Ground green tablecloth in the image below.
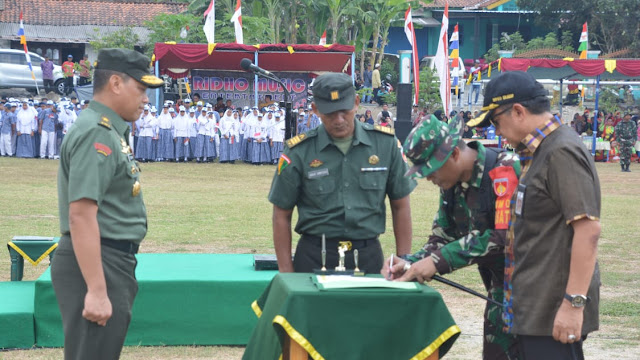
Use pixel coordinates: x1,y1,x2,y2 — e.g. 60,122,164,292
243,273,460,360
34,254,277,346
0,281,35,349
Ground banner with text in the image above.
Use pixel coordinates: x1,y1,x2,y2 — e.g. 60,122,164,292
190,70,311,109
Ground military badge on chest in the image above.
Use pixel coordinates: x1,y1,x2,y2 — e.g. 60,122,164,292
121,138,134,161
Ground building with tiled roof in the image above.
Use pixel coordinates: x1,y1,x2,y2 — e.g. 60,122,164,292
0,0,187,64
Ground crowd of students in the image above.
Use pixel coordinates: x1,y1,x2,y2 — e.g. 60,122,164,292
0,96,324,165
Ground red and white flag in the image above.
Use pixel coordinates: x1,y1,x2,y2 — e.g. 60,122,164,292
433,1,451,114
203,0,215,44
319,30,327,46
404,6,420,106
230,0,243,44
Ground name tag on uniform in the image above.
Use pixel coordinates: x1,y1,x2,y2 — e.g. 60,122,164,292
307,168,329,179
515,183,526,216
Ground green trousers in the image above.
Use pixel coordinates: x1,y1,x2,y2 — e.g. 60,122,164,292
51,235,138,360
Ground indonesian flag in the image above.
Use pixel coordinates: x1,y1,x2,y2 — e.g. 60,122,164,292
434,1,451,114
203,0,215,44
230,0,243,44
450,24,460,95
319,30,327,46
578,22,588,59
404,7,420,106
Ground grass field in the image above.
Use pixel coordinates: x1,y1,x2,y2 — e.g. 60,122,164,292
0,157,638,359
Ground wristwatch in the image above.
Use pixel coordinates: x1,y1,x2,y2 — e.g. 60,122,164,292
564,293,590,308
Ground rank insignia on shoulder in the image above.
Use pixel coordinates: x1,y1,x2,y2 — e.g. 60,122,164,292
94,142,112,157
98,116,111,130
309,159,323,168
286,133,307,148
373,125,394,135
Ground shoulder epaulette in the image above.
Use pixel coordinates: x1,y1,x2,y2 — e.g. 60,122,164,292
98,116,111,130
373,125,395,135
286,133,308,148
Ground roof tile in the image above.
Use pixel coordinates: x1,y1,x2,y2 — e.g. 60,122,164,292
0,0,188,26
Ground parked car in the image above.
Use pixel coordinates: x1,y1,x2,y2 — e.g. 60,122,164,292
0,49,68,94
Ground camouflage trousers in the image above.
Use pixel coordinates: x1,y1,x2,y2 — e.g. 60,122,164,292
619,143,634,166
479,266,521,360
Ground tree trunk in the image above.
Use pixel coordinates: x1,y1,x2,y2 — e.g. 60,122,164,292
369,23,381,68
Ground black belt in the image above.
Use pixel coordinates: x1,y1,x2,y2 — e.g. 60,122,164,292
101,238,139,254
302,234,378,249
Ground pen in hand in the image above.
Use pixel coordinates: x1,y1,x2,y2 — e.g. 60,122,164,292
387,253,394,280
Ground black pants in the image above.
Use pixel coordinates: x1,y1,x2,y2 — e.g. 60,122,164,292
43,79,54,93
293,235,384,274
51,235,138,360
64,77,74,95
518,335,585,360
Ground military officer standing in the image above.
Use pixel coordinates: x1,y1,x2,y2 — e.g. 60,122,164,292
614,113,637,172
384,117,522,359
51,48,164,360
269,73,416,273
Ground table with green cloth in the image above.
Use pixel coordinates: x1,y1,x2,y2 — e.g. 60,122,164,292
243,273,461,360
7,236,59,281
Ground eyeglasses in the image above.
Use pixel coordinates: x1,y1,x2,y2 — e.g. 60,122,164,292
489,105,513,129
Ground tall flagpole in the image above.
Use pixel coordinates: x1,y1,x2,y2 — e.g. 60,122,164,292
18,12,40,95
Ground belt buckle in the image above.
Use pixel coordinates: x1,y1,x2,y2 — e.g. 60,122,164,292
338,241,352,251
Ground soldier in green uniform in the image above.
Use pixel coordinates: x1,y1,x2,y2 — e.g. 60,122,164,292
268,72,416,273
614,113,638,172
50,48,164,360
383,117,522,360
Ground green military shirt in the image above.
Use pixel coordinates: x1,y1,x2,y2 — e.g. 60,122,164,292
58,101,147,244
268,120,416,239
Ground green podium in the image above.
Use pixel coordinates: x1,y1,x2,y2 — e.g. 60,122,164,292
243,273,461,360
7,236,59,281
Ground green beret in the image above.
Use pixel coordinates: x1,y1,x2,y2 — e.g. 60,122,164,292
95,48,164,89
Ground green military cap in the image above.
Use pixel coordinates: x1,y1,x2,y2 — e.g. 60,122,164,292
403,116,463,178
95,48,164,88
312,72,355,114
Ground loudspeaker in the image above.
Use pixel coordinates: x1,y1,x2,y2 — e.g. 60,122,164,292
395,83,412,123
394,120,413,144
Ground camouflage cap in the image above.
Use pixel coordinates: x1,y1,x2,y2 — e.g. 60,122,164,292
403,115,464,178
312,72,356,114
95,48,164,88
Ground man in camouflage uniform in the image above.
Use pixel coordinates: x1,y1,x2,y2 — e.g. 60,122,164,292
614,113,637,172
383,116,522,360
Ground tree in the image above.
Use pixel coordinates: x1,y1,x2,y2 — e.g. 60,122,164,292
517,0,640,56
90,27,140,51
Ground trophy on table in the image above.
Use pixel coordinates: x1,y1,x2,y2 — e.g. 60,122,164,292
315,234,364,276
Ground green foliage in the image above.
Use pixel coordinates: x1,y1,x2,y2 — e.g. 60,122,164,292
214,15,273,44
483,43,501,62
598,86,622,114
517,0,640,56
379,61,398,86
144,13,206,50
90,27,140,51
543,32,560,48
561,30,575,52
415,67,441,111
500,31,526,51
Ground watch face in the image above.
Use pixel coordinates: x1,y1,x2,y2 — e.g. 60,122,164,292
572,295,587,307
